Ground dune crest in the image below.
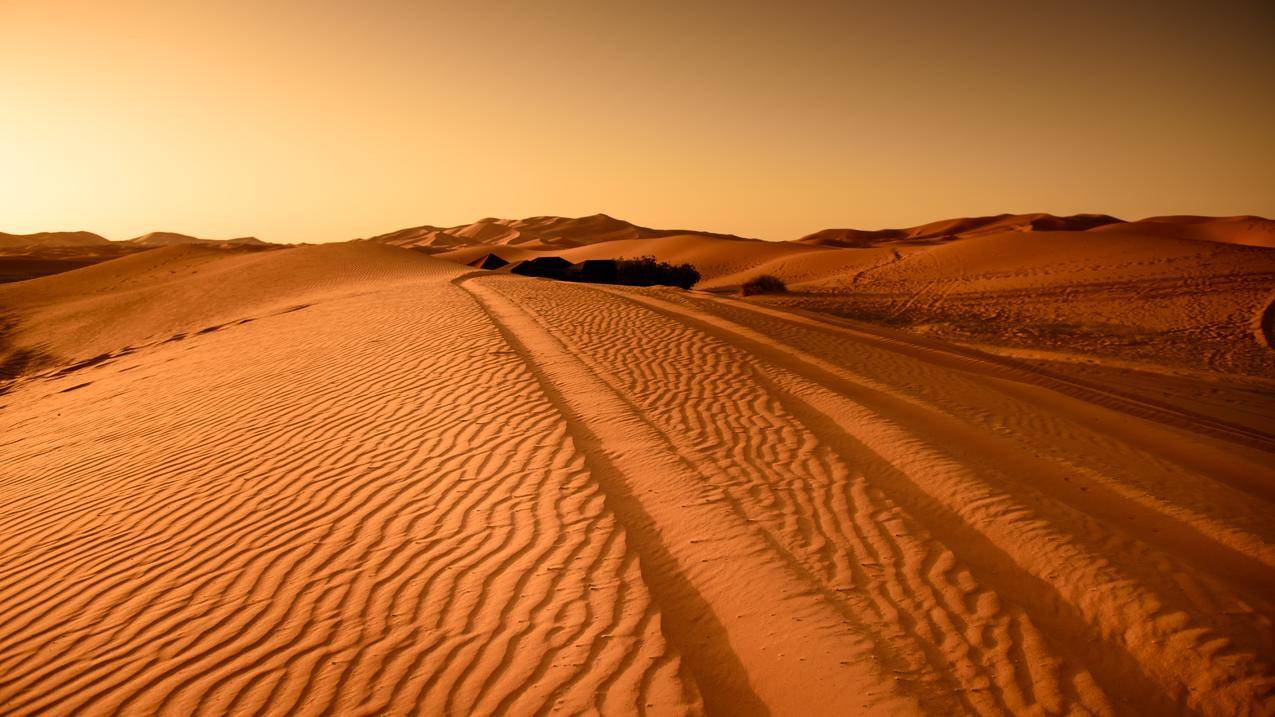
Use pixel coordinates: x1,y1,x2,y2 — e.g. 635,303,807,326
362,213,751,252
126,232,271,247
796,213,1124,248
0,231,112,249
0,231,279,285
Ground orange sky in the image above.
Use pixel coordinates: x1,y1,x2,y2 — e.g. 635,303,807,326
2,0,1272,243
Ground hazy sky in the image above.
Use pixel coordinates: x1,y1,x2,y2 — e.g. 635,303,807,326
2,0,1272,243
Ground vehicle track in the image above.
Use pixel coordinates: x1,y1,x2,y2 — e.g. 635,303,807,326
466,274,1274,716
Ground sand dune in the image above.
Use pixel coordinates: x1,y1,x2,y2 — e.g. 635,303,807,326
0,243,391,369
0,233,132,284
1,240,1273,715
1094,216,1275,249
762,229,1275,378
796,213,1124,248
797,214,1275,250
0,232,277,285
0,231,112,250
433,233,889,292
362,214,749,252
0,245,699,715
421,214,1275,380
0,231,272,253
126,232,270,247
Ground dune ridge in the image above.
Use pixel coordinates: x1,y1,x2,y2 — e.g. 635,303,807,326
0,232,279,285
361,213,749,253
796,213,1124,248
0,231,112,250
126,232,270,247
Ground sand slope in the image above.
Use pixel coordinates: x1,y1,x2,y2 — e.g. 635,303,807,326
126,232,270,247
0,233,277,285
1,244,1273,715
0,243,419,368
0,246,700,715
425,215,1275,379
11,214,1271,364
797,213,1123,248
767,229,1275,377
0,233,134,285
0,231,112,250
1097,216,1275,249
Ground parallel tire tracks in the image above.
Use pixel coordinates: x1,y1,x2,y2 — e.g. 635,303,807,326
465,275,1275,717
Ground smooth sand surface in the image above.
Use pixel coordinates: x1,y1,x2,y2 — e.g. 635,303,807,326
2,239,1273,715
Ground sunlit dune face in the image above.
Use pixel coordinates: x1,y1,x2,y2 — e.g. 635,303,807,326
1,0,1272,242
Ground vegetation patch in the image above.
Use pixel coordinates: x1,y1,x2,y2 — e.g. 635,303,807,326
741,274,787,295
511,255,700,290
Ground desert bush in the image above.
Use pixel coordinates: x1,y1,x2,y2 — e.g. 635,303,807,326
741,274,787,295
511,255,700,289
511,256,574,279
614,256,700,289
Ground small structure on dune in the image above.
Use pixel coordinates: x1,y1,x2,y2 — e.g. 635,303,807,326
741,274,787,296
468,253,509,270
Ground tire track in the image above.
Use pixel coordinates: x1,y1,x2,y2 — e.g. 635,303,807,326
475,274,1274,716
613,283,1275,715
458,275,920,716
474,276,1112,715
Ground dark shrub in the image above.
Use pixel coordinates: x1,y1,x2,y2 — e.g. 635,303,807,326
579,259,619,283
511,256,575,279
614,256,700,289
741,274,787,295
511,254,700,289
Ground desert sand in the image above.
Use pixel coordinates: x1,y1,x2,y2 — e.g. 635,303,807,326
1,216,1273,716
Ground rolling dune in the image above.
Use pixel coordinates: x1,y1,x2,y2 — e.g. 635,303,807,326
2,242,1273,715
362,214,747,253
0,246,699,715
428,215,1275,380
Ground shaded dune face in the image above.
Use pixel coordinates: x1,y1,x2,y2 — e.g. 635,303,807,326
0,243,1273,715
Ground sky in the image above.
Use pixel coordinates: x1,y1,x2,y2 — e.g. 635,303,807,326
1,0,1272,243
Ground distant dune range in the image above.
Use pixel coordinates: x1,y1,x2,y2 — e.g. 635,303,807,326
0,231,276,284
1,214,1273,715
